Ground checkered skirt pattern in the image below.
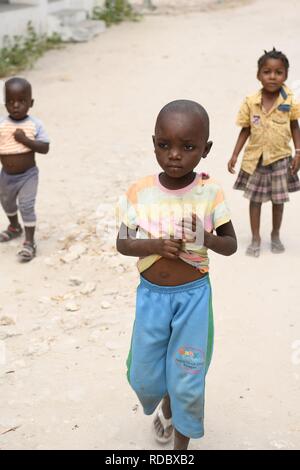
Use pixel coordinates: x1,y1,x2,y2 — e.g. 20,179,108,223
234,156,300,204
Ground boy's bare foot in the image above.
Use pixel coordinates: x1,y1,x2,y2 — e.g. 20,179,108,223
246,238,261,257
153,395,173,443
174,429,190,450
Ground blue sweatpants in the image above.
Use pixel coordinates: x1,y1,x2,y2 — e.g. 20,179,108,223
127,275,214,439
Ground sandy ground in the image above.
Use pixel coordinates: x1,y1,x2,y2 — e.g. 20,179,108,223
0,0,300,450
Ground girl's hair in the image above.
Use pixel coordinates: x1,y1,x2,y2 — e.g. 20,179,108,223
257,48,289,72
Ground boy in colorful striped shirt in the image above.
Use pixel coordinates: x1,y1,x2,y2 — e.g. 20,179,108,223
117,100,237,449
0,77,49,261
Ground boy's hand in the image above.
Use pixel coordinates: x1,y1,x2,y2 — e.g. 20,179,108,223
290,155,300,175
14,129,29,145
153,238,182,259
228,156,238,174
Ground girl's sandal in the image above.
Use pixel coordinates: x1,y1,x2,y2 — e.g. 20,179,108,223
152,403,174,444
0,225,23,242
271,239,285,254
246,242,260,258
17,242,36,263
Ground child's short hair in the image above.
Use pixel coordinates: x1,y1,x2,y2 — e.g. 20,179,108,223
257,47,289,72
5,77,32,97
156,100,210,140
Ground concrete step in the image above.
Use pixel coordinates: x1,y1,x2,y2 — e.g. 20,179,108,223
66,19,106,42
53,9,87,27
48,11,106,42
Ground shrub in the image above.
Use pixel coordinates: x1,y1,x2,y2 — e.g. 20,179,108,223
0,22,62,78
92,0,140,26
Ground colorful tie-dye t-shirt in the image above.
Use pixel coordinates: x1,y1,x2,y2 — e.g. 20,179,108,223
119,173,231,273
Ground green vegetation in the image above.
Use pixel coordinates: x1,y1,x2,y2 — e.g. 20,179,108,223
0,23,62,78
92,0,140,26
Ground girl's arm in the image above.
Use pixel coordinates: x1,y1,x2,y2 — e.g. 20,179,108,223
116,223,182,259
204,221,237,256
228,127,250,174
290,120,300,175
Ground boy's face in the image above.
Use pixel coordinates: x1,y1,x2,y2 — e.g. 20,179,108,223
257,58,287,93
153,111,212,179
5,82,33,120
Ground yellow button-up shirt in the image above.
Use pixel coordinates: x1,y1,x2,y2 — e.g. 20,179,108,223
236,85,300,174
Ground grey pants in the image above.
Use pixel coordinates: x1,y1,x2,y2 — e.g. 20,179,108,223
0,166,39,227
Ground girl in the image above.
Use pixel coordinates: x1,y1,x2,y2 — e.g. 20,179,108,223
228,48,300,257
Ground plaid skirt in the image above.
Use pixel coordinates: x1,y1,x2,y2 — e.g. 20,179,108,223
234,156,300,204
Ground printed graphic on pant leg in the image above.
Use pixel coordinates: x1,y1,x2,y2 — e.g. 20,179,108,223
175,347,205,374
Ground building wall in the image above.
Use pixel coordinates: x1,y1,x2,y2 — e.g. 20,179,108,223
0,2,47,47
0,0,105,47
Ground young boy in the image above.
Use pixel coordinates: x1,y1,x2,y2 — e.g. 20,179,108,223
117,100,237,450
0,77,49,261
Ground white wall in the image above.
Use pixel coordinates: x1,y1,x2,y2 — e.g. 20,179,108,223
47,0,70,14
0,4,47,47
0,0,105,47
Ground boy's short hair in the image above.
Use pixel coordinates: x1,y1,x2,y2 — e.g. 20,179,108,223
5,77,32,97
156,99,210,139
258,48,289,72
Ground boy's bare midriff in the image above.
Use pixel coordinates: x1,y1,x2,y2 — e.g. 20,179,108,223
141,257,206,286
0,151,36,174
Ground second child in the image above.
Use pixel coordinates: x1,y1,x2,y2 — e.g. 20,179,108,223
0,77,50,261
228,48,300,257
